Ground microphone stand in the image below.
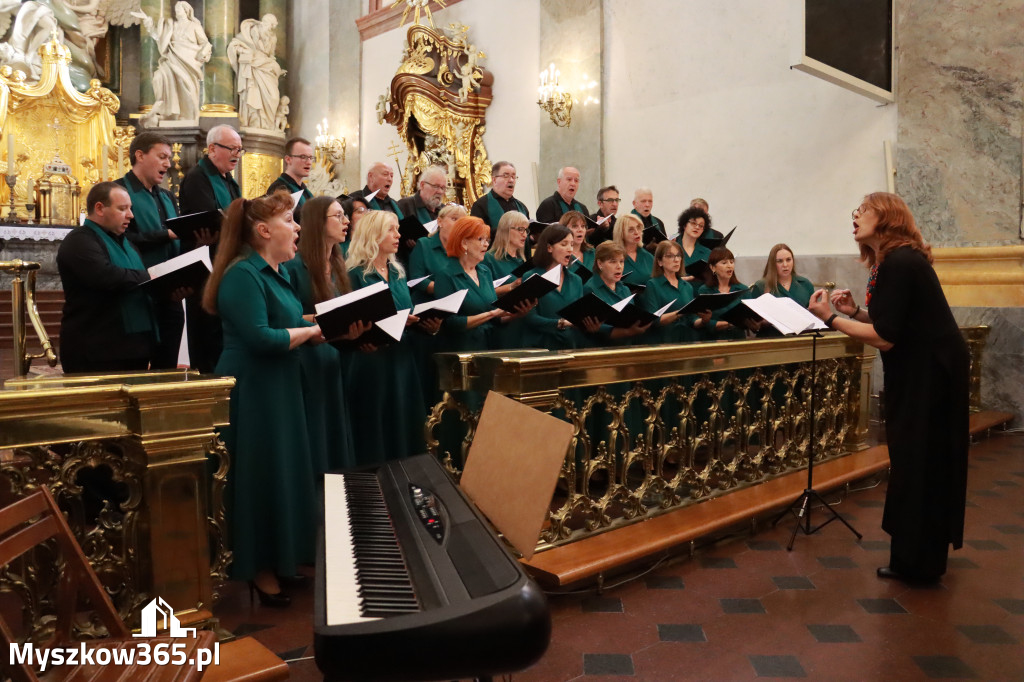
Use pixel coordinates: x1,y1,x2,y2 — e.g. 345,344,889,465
773,330,861,550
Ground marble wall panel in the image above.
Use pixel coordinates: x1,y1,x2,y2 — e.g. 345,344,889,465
895,0,1024,246
953,307,1024,424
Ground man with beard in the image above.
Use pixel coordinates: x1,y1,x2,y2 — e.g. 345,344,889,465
536,166,589,223
397,165,448,262
470,160,529,239
267,137,314,223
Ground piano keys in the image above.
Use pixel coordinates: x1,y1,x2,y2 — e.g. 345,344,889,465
314,454,551,682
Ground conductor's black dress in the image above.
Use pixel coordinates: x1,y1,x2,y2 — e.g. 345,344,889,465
868,246,969,580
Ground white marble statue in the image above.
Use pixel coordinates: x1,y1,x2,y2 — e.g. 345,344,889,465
275,96,290,133
0,1,62,82
227,14,286,132
133,2,211,122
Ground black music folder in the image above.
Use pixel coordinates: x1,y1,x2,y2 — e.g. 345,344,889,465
527,220,551,239
509,259,534,279
570,258,593,284
412,288,468,324
613,301,657,328
314,281,398,341
684,259,712,283
398,214,438,243
642,223,669,246
494,266,559,313
677,287,749,314
140,245,211,298
719,302,763,328
165,210,223,240
622,278,647,296
699,225,736,250
558,292,651,329
331,309,410,349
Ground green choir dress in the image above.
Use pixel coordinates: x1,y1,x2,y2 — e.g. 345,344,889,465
750,275,815,307
346,263,428,465
642,275,698,343
622,248,655,288
280,255,356,476
434,260,499,353
582,276,633,346
484,251,527,350
697,282,750,340
407,232,451,302
215,251,317,581
520,266,586,350
680,242,711,267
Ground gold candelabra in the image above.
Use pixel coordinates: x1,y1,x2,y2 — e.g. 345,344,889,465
537,63,573,127
315,118,346,165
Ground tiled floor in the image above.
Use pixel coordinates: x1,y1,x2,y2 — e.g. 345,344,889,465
215,431,1024,681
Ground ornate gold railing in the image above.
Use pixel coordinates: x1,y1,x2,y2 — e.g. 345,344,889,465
0,370,234,640
961,325,989,412
428,334,873,551
0,259,57,376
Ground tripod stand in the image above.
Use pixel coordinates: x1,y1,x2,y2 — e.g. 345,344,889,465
773,330,861,550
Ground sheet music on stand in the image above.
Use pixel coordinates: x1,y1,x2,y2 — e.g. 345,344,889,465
741,294,828,335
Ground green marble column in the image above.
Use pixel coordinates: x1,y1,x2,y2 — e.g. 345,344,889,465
259,0,287,75
139,0,170,111
202,0,239,113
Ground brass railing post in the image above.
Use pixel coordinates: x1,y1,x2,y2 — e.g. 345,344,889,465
1,259,57,376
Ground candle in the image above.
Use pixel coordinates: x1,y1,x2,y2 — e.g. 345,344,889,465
6,131,14,176
101,145,109,180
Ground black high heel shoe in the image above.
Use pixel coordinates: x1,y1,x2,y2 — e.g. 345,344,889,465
248,580,291,608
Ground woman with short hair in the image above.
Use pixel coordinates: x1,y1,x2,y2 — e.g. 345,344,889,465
614,213,653,289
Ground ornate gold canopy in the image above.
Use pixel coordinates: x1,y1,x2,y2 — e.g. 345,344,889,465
380,24,493,205
0,38,127,214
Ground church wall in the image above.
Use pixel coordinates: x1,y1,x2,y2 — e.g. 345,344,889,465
359,1,542,208
602,0,897,260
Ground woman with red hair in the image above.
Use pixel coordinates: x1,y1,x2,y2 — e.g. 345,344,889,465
809,192,969,584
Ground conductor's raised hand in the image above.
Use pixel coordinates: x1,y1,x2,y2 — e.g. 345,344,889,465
830,288,858,316
808,289,832,320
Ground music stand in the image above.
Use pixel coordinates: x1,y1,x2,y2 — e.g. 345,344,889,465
772,330,862,550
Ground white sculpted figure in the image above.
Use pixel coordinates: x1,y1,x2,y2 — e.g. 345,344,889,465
227,14,286,131
0,1,62,82
133,2,211,122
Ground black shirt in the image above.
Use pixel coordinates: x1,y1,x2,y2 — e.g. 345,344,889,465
535,191,589,224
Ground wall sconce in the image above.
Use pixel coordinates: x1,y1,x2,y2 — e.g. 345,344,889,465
537,63,573,127
315,118,346,164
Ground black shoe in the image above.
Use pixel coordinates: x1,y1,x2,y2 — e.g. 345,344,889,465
277,573,309,589
248,581,291,608
876,566,902,580
876,566,941,585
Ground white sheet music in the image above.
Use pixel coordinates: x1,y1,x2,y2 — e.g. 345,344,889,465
742,294,828,335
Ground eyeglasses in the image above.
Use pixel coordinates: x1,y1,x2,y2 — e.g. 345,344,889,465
687,220,705,228
510,226,529,234
599,197,621,203
422,180,447,191
212,142,244,155
352,206,367,215
494,173,517,181
326,212,345,220
288,154,315,162
662,253,683,260
851,205,872,219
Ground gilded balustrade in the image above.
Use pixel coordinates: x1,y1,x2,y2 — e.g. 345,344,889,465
0,370,234,641
428,335,873,550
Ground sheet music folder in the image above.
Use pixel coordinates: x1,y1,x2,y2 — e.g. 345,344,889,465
313,281,398,341
460,391,574,560
140,245,212,298
493,266,560,312
164,210,223,240
677,288,748,314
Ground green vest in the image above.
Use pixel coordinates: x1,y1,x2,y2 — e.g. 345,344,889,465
84,219,155,336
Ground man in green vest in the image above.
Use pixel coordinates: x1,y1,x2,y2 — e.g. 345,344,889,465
349,161,404,217
632,187,667,247
56,182,156,373
266,136,314,222
396,165,447,260
116,131,183,369
469,160,530,238
536,166,589,223
178,124,242,373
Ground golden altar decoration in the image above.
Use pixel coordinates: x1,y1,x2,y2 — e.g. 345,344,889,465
379,23,493,205
0,38,127,215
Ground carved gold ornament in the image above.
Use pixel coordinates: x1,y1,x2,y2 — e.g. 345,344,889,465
0,38,120,215
381,24,492,205
391,0,449,29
